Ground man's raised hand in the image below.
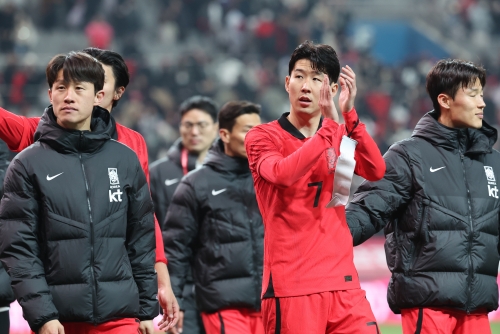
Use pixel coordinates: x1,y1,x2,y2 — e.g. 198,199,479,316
338,65,357,113
318,75,339,122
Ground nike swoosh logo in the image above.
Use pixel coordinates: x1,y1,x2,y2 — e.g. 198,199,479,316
165,178,180,186
46,172,64,181
212,188,227,196
430,166,446,173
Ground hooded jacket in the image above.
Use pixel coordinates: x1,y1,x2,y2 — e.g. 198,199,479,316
0,139,13,308
0,106,158,331
164,139,264,312
347,111,500,314
0,106,167,265
150,138,199,229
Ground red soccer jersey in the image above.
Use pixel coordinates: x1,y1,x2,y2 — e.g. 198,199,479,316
0,107,167,264
245,109,385,298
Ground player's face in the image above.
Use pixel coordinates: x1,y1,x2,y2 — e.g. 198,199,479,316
222,113,261,158
99,64,124,112
180,109,218,154
445,78,485,129
285,59,328,117
49,70,104,131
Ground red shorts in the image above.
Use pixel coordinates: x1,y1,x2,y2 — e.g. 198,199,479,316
401,307,491,334
261,289,379,334
33,318,140,334
201,308,264,334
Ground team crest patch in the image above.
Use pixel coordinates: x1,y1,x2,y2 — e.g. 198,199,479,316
325,147,338,174
484,166,496,182
108,168,120,185
108,168,122,202
485,166,499,199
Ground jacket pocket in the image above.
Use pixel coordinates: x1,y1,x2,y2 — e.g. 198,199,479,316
120,253,134,279
406,202,429,274
385,231,397,272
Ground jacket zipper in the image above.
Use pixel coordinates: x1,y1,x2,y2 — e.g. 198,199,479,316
79,134,98,324
459,148,473,314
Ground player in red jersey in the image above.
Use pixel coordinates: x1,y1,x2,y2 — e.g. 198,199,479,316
245,41,386,334
0,48,178,331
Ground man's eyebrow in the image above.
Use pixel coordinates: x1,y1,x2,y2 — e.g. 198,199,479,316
293,68,323,76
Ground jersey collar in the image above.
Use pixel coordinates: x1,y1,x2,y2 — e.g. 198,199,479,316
278,112,323,140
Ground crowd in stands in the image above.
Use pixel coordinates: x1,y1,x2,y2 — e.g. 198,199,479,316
2,0,500,160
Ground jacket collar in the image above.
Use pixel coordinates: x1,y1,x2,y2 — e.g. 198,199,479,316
204,138,250,175
278,112,323,139
34,105,114,154
412,111,497,155
166,138,199,172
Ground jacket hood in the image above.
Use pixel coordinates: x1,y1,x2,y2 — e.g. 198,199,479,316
166,138,199,172
412,111,498,155
34,105,115,154
204,138,250,175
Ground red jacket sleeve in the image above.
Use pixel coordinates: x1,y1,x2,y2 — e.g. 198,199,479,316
245,118,340,187
0,107,40,152
116,124,167,264
343,108,386,181
153,216,166,264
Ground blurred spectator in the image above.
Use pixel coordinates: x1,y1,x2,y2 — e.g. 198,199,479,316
84,14,114,49
2,0,500,163
0,4,16,53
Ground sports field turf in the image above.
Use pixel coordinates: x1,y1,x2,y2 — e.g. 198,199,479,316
379,322,500,333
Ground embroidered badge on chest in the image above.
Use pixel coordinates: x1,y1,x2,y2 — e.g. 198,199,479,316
484,166,499,199
108,168,123,202
325,147,338,174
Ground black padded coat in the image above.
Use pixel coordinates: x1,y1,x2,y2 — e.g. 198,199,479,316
164,139,264,312
0,106,158,331
347,111,500,314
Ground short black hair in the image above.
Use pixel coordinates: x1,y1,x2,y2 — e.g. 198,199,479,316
288,40,340,83
179,96,218,123
426,59,486,116
46,51,104,93
82,47,130,108
218,101,261,132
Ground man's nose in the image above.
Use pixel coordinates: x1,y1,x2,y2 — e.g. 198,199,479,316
190,125,201,135
301,79,311,92
479,96,486,109
64,88,75,102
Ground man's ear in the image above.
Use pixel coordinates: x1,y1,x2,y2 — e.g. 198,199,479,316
437,93,451,110
285,76,290,93
219,128,230,144
94,90,105,106
331,82,339,96
48,89,52,104
114,86,125,101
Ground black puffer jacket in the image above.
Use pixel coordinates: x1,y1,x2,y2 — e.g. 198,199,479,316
0,106,158,331
0,139,13,308
164,139,264,312
150,138,199,232
347,111,500,314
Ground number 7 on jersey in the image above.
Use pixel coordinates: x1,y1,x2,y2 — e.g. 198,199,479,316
308,181,323,207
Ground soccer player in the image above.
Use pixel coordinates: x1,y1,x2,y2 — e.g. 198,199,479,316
0,51,157,334
0,48,178,329
245,41,386,334
164,101,264,334
150,95,219,334
346,59,497,334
